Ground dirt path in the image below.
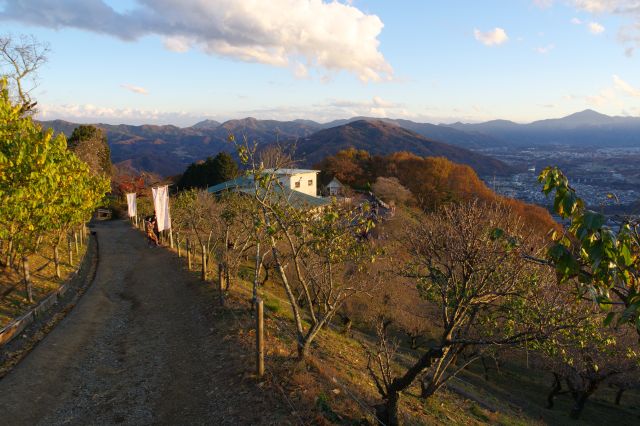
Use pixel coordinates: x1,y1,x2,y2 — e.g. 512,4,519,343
0,220,291,425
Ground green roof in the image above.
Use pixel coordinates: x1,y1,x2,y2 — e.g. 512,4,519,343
208,176,330,210
207,176,253,194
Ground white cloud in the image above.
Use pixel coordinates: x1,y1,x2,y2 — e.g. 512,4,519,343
120,84,148,95
588,21,606,33
586,88,616,105
533,0,555,8
474,28,509,46
571,17,583,24
572,1,640,52
583,74,639,108
36,103,204,126
0,0,392,82
613,74,640,96
573,0,624,13
293,62,309,79
535,43,556,53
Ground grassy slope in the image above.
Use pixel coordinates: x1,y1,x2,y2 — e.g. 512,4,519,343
1,239,87,327
146,224,640,425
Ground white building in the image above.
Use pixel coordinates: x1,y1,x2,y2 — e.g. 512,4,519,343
265,168,320,198
326,177,344,196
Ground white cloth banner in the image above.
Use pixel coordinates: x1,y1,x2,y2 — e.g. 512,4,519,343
152,185,171,232
126,193,137,218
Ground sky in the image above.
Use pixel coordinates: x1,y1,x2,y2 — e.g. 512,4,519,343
0,0,639,126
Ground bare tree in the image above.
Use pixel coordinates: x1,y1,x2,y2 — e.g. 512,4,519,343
0,34,50,111
366,201,579,425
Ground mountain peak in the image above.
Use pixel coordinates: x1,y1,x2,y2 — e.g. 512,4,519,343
564,109,610,120
190,119,221,130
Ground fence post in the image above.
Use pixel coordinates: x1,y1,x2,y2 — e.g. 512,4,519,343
54,245,61,278
218,263,225,305
23,256,33,303
256,298,264,378
201,243,207,281
68,235,74,266
169,228,174,249
74,231,79,255
187,239,192,270
176,233,181,257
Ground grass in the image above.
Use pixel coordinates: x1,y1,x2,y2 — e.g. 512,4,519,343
1,238,87,328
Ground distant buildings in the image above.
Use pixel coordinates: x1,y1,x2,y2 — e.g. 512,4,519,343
326,177,344,196
207,168,329,210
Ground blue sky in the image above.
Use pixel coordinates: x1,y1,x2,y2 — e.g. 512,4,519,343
0,0,639,126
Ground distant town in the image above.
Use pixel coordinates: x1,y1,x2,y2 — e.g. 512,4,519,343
479,145,640,215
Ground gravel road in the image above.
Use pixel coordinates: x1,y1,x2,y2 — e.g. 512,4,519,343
0,220,289,425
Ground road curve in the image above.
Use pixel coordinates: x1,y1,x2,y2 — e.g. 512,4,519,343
0,220,285,425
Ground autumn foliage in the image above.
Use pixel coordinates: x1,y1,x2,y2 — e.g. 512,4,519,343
316,148,558,235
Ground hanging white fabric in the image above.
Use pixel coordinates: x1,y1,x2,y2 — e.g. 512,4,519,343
152,185,172,232
126,193,137,218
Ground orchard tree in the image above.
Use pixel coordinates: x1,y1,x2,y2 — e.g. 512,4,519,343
172,189,223,265
542,316,639,419
366,201,578,425
230,134,380,360
0,77,108,289
539,167,640,332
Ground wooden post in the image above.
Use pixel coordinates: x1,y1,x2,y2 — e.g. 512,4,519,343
187,239,192,270
256,298,264,377
218,263,225,305
176,233,181,257
201,243,207,281
74,231,79,255
79,226,84,246
6,239,12,268
68,235,74,266
169,228,174,249
134,215,139,228
23,256,33,303
54,245,61,278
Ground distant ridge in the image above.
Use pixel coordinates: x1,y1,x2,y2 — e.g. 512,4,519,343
297,119,512,176
37,109,639,176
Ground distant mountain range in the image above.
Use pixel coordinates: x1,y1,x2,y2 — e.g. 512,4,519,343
448,110,640,147
38,109,640,177
297,120,511,176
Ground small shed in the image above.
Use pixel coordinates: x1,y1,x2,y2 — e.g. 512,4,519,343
327,178,344,196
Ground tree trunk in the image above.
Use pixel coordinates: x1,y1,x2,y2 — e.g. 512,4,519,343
201,244,207,280
420,377,440,398
615,388,625,405
53,245,61,278
342,316,352,336
22,256,33,303
375,391,400,426
218,262,225,306
297,339,311,360
5,238,13,269
547,373,562,409
376,347,444,424
569,380,598,419
187,239,192,270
